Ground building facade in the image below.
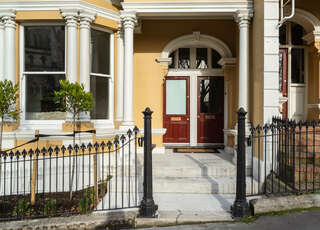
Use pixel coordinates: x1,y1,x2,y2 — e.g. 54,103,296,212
0,0,319,155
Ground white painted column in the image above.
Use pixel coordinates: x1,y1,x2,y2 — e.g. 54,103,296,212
3,11,16,83
116,23,124,122
79,11,95,91
0,17,5,81
236,10,252,112
61,9,78,83
79,11,95,122
224,79,228,146
120,11,136,128
0,19,4,81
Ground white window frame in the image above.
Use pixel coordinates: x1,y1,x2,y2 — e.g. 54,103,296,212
89,26,114,129
280,21,308,120
19,22,67,130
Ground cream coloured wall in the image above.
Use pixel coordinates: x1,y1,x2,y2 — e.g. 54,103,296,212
250,0,264,127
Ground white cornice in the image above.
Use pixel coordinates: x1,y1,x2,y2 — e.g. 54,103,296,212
0,0,119,22
122,1,253,18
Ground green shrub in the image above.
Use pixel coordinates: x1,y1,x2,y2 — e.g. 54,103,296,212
12,199,31,217
79,188,95,214
44,198,56,216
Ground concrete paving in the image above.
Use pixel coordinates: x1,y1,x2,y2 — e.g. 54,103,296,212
135,209,320,230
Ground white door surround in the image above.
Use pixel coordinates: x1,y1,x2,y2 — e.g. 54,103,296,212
167,69,225,146
158,33,235,146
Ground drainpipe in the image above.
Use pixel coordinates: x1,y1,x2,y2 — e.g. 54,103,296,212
278,0,295,28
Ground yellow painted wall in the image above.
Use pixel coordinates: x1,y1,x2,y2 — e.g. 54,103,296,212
250,0,264,126
133,20,237,146
84,0,120,12
124,0,249,2
296,0,320,21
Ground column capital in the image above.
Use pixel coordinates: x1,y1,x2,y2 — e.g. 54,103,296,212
235,10,253,28
120,11,137,29
79,10,96,29
117,22,124,39
0,10,16,29
60,8,79,28
218,58,236,68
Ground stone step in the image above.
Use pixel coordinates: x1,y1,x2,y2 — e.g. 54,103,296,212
153,176,258,194
151,165,236,178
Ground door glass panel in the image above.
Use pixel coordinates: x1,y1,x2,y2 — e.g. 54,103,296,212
166,80,186,115
291,48,304,83
196,48,208,69
211,49,222,68
291,23,305,46
178,48,190,69
279,24,287,45
200,78,224,114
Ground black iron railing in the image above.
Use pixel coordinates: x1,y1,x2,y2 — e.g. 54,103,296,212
247,117,320,197
233,108,320,218
0,127,141,221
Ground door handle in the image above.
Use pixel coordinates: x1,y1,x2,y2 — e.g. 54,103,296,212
187,118,189,121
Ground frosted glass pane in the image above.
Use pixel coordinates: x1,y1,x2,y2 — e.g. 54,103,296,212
166,80,186,115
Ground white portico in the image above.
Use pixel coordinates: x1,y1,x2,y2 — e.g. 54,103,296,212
117,1,254,151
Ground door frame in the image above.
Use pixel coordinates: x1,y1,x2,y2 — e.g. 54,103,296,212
165,69,226,146
163,76,190,143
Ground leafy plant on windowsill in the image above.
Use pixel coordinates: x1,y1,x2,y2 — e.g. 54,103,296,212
54,80,94,200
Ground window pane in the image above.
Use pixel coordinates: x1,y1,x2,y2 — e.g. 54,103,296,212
178,48,190,69
291,48,305,84
166,80,186,115
90,76,109,119
196,48,208,69
26,74,66,120
169,52,175,68
200,78,224,114
279,24,287,45
291,23,305,45
25,26,65,72
211,49,222,68
91,29,110,75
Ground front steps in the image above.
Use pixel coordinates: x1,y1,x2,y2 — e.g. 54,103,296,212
148,151,257,195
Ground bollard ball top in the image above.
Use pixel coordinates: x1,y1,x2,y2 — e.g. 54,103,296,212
143,107,153,116
237,107,247,116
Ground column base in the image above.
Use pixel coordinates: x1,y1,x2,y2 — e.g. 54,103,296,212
119,121,135,131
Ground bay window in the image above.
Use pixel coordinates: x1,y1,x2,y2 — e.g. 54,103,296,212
90,28,111,120
23,25,66,120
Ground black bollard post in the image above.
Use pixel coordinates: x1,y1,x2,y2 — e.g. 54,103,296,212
232,107,249,218
139,107,158,217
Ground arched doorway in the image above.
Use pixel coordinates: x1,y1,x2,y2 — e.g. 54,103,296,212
160,33,233,146
279,9,320,120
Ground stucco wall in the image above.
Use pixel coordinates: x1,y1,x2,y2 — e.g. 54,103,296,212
132,19,237,145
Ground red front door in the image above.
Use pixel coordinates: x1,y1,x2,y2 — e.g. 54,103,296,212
197,76,224,143
163,76,190,143
280,49,288,119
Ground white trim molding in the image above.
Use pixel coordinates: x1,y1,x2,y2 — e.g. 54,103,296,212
308,104,320,110
160,32,233,60
122,1,253,18
0,0,119,22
